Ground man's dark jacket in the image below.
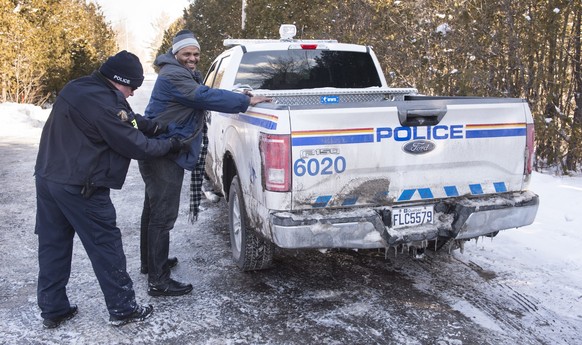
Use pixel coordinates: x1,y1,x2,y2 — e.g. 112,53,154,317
35,72,172,189
145,50,251,170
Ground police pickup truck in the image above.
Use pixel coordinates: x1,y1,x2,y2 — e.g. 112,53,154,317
203,25,539,270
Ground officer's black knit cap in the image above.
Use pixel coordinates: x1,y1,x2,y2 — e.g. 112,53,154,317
99,50,144,90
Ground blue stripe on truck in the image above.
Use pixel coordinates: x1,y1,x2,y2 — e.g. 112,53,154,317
292,134,374,146
218,112,278,130
303,182,509,207
465,128,526,138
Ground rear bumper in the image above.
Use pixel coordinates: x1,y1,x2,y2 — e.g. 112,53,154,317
270,191,539,249
451,193,539,240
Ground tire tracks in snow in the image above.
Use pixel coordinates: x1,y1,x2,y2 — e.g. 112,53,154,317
402,251,577,345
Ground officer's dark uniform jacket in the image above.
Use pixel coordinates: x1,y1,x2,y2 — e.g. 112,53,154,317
35,71,172,189
145,50,251,170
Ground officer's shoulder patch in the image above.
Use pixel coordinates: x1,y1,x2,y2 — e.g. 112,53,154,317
117,110,128,121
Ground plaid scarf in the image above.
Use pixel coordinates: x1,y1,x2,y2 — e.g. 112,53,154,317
189,123,208,223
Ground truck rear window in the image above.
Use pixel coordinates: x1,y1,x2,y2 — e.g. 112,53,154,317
234,50,382,90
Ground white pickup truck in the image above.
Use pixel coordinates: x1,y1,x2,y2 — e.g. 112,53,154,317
203,25,539,270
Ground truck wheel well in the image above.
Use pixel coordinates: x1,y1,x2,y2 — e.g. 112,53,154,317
222,151,237,202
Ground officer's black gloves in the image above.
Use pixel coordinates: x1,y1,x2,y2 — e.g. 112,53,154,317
142,121,166,137
148,123,164,137
169,137,183,153
131,113,165,137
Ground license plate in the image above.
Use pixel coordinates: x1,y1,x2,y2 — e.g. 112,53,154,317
392,205,434,229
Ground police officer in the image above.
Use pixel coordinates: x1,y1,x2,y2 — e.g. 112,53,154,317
34,51,183,328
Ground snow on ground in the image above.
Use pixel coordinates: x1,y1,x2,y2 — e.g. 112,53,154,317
461,171,582,321
0,102,49,144
1,75,581,340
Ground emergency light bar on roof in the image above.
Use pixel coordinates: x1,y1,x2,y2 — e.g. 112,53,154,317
279,24,297,40
224,24,338,47
223,39,338,47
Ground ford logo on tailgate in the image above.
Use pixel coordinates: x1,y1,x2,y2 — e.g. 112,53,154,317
402,140,436,154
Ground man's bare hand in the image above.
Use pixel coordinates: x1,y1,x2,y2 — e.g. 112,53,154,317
250,96,272,106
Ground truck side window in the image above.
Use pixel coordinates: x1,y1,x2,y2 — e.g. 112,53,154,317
234,50,382,90
214,55,231,88
204,61,218,87
204,55,231,88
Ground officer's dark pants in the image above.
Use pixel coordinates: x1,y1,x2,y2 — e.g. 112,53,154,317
138,158,184,285
35,176,137,320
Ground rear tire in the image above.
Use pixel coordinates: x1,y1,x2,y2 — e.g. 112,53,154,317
228,175,273,271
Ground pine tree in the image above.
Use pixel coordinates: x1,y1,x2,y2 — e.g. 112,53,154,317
0,0,116,105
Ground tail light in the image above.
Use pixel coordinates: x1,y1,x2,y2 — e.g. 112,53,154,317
299,44,318,50
525,123,535,175
288,43,330,50
260,133,291,191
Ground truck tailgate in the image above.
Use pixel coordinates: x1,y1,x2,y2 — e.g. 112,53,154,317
289,99,530,210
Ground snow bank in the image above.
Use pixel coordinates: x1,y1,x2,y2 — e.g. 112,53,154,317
0,102,50,144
